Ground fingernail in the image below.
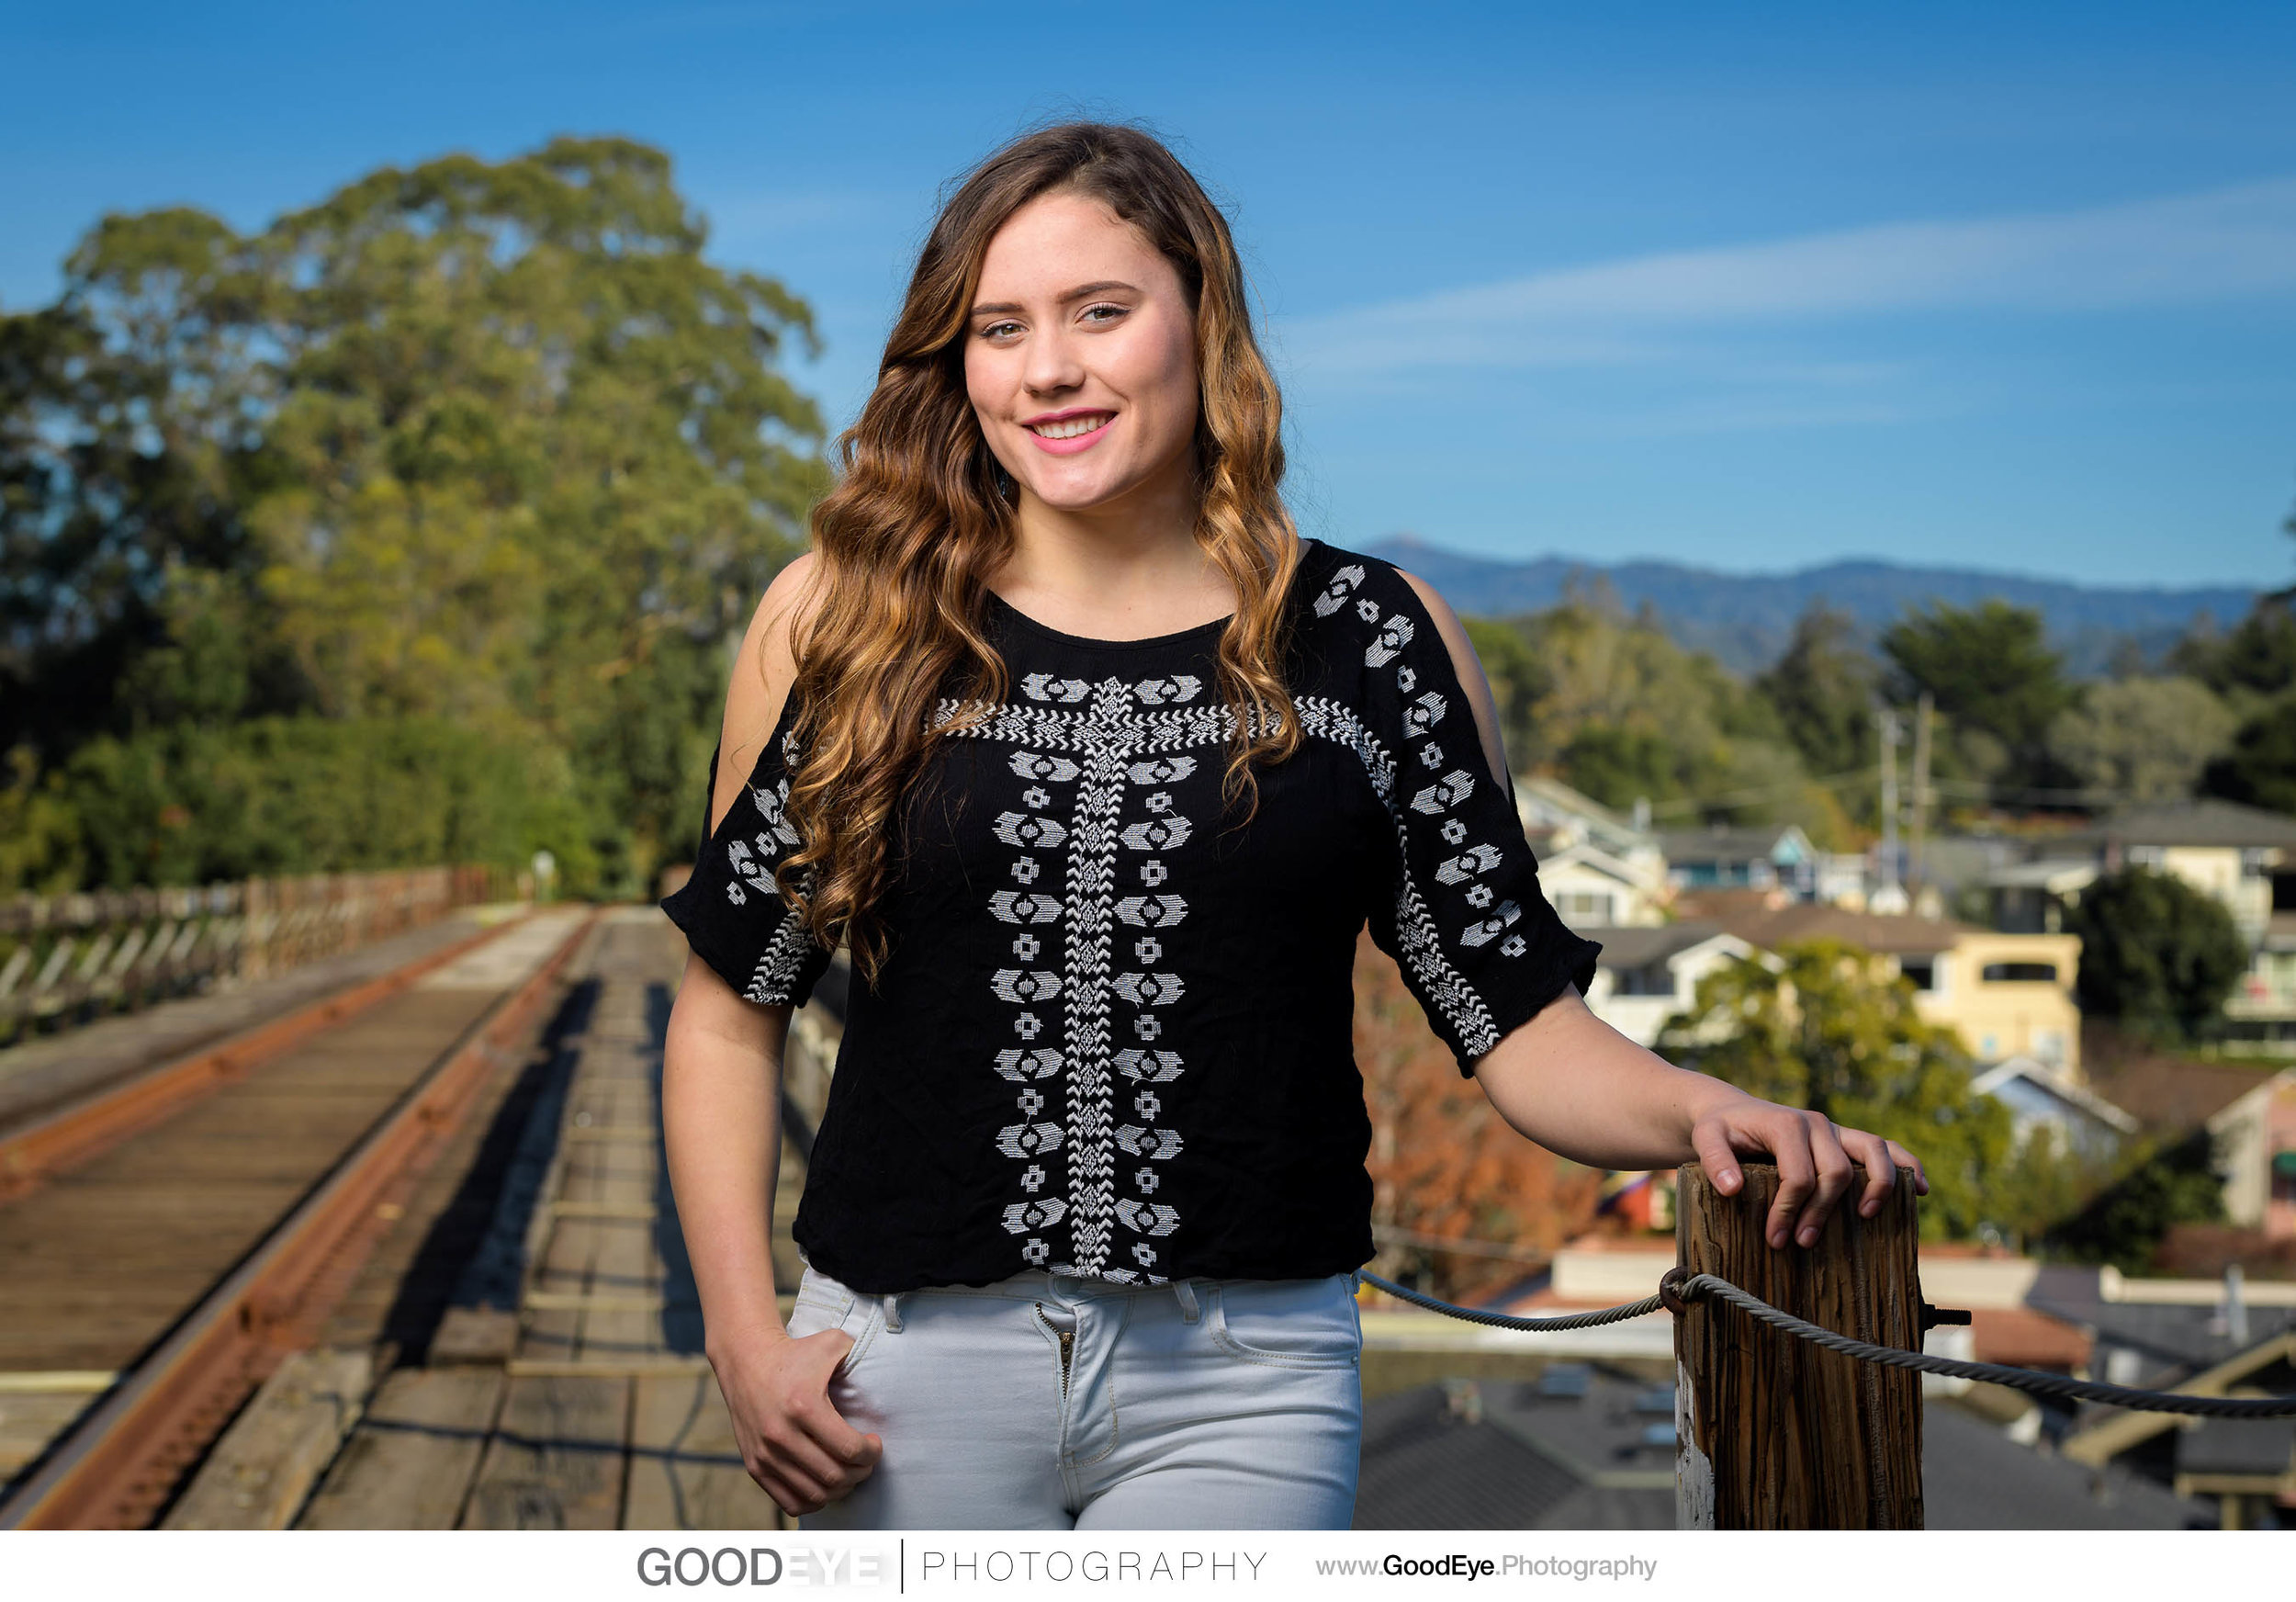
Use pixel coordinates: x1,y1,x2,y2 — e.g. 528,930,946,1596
1719,1169,1739,1189
1861,1198,1879,1217
1798,1226,1817,1247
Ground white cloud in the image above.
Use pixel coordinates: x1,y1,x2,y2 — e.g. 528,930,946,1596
1287,175,2296,375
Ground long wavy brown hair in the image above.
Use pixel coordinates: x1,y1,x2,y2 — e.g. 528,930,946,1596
774,121,1306,985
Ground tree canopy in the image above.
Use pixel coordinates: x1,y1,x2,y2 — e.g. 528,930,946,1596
1757,603,1876,783
1472,588,1852,845
1,137,826,895
1658,939,2027,1241
1881,600,2076,792
2063,867,2248,1044
2049,676,2236,803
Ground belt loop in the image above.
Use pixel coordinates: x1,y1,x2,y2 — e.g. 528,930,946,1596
882,1291,904,1333
1173,1280,1200,1324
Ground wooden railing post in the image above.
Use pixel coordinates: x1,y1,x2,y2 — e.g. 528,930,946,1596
1674,1161,1925,1529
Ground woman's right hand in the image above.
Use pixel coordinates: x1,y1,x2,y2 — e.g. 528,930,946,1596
712,1326,884,1517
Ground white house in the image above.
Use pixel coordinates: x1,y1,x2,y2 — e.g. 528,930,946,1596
1515,775,1671,929
1967,1056,2140,1161
1578,920,1756,1046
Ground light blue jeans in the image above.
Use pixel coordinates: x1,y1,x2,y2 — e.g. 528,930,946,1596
786,1263,1364,1529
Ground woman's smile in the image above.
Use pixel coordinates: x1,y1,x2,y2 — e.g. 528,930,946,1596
1023,410,1116,454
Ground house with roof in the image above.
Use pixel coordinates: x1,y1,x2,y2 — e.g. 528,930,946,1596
1348,1369,2209,1529
1516,776,1671,930
1660,822,1819,899
1704,902,2085,1077
1984,799,2296,1049
1576,921,1758,1047
2035,1263,2296,1529
1970,1056,2140,1161
2085,1047,2296,1241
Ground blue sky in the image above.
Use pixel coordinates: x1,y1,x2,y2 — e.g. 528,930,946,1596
6,1,2295,588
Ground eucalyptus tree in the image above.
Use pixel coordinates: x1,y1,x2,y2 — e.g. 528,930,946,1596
2,137,827,892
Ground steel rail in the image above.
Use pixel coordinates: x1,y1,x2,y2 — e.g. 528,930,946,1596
0,909,537,1201
0,908,602,1530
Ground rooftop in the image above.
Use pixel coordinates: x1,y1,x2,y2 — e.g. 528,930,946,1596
1516,774,1655,852
2061,799,2296,852
2029,1265,2296,1380
2080,1042,2289,1133
1658,822,1809,863
1578,920,1739,971
1705,900,1985,956
1352,1369,2206,1529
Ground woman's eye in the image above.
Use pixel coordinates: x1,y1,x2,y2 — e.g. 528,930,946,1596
1082,304,1127,325
980,321,1020,341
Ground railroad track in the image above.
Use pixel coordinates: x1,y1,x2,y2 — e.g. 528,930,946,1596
0,906,599,1529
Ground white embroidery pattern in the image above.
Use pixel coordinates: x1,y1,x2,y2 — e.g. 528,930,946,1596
1292,694,1506,1057
936,673,1212,1281
1311,563,1367,617
722,726,827,1004
1319,561,1536,1056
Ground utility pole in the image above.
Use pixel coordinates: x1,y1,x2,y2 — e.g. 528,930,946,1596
1877,705,1902,908
1909,692,1933,898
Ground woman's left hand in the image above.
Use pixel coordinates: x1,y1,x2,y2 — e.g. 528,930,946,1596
1469,989,1930,1250
1687,1092,1928,1250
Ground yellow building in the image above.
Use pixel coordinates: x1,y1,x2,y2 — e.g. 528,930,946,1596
1706,902,2084,1077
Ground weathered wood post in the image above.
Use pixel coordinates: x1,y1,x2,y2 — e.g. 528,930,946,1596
1673,1161,1926,1529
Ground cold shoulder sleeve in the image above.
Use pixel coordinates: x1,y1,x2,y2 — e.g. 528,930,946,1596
658,699,834,1008
1336,559,1602,1076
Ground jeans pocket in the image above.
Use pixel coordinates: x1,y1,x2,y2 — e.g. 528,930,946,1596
789,1267,857,1331
1208,1276,1361,1370
832,1297,884,1379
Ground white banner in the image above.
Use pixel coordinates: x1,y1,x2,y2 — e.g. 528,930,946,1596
0,1529,2277,1600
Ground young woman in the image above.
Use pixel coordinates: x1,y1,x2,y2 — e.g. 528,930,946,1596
659,122,1925,1531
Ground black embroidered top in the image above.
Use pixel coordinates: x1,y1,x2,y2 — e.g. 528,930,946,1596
660,537,1601,1293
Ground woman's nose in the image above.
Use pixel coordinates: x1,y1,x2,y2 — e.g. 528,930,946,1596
1022,326,1086,396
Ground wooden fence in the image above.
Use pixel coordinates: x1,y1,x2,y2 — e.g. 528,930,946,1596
0,867,502,1045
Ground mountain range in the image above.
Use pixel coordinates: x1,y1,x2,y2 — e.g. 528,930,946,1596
1362,535,2268,678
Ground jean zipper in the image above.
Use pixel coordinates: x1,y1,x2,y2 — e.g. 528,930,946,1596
1037,1303,1074,1395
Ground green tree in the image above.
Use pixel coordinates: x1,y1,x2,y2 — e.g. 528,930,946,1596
56,714,598,891
1468,589,1851,844
1757,603,1876,780
0,138,827,895
0,217,275,758
1558,726,1685,812
2048,676,2236,803
1881,600,2075,791
1985,1123,2120,1256
1656,939,2019,1241
2048,1130,2226,1276
2174,599,2296,707
1460,615,1548,774
2063,867,2248,1044
0,748,84,894
2203,696,2296,815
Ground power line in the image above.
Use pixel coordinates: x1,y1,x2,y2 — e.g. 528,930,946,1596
1643,767,1879,818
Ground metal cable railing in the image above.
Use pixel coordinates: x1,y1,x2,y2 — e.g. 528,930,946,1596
1355,1267,2296,1420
